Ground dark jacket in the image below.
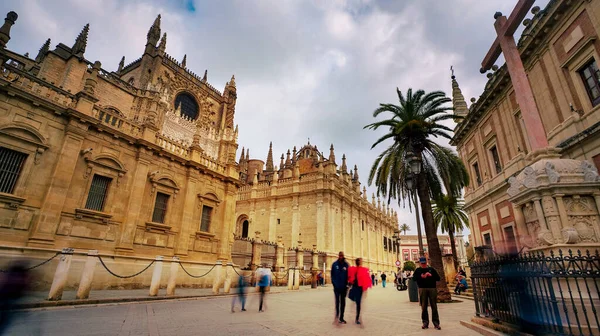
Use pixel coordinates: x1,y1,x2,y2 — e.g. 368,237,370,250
331,259,349,289
413,267,440,288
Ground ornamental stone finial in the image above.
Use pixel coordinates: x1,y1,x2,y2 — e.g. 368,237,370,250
0,11,18,49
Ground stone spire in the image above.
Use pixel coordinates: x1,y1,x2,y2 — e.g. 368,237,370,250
266,142,274,171
0,11,18,50
35,38,50,63
72,23,89,57
451,68,468,118
117,56,125,73
181,54,187,68
363,186,367,199
239,147,245,163
353,165,359,181
328,144,336,164
202,69,207,81
372,193,376,205
341,154,347,173
279,154,284,169
285,149,291,167
245,149,250,161
292,146,297,163
158,32,167,54
147,14,161,47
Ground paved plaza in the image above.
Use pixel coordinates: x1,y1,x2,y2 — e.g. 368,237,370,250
6,286,480,336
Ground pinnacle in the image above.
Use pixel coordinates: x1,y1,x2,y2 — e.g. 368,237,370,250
35,38,51,63
181,54,187,68
202,69,207,81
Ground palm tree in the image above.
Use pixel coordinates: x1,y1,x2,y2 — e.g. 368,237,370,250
399,223,410,235
365,88,469,302
433,195,469,271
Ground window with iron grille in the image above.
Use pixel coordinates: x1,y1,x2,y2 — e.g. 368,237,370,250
84,175,112,211
489,145,502,174
0,147,28,194
472,161,482,186
174,93,199,120
579,59,600,107
152,192,170,223
200,205,212,232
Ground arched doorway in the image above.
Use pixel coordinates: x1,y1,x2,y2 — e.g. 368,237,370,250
242,220,249,238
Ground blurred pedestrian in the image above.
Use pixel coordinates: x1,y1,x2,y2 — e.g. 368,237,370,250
0,261,31,335
370,273,375,286
257,267,270,312
231,274,247,312
413,257,441,330
331,251,349,324
381,272,387,288
348,258,372,325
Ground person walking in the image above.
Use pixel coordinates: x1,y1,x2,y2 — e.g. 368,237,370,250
257,267,270,312
231,274,247,312
348,258,372,325
370,273,375,286
331,251,349,324
381,272,387,288
413,257,441,330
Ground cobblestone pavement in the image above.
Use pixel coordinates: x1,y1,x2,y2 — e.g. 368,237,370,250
6,286,480,336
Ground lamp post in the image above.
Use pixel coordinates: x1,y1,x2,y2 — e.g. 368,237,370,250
406,152,424,257
393,229,401,272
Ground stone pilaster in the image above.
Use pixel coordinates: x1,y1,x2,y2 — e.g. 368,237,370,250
218,186,237,261
29,120,87,246
251,231,262,270
175,178,197,256
268,199,276,242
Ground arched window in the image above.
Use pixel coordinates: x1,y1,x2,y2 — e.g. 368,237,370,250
174,92,199,120
242,220,249,238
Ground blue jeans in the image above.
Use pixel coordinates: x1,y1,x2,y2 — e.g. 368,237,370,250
382,280,386,287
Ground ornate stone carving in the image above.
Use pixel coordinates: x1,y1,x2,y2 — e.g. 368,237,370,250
581,161,600,182
526,220,540,239
545,161,560,183
570,216,597,243
536,229,554,246
562,227,580,244
522,166,538,188
523,204,537,223
507,176,521,197
564,196,594,214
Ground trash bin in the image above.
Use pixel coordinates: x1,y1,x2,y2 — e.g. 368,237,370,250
408,278,419,302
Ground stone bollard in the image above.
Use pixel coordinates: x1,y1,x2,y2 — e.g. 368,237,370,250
149,256,164,296
293,269,300,290
211,260,223,294
76,250,98,299
287,268,294,290
48,248,74,301
166,256,179,296
223,262,233,293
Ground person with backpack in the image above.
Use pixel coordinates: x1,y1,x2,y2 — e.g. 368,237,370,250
348,258,372,325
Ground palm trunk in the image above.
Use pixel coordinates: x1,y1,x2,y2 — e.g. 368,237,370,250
416,171,451,302
448,227,459,271
413,192,424,257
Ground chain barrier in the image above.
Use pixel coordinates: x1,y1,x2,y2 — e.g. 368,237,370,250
231,265,252,279
299,271,313,280
0,252,61,273
97,256,155,279
273,269,290,280
178,262,216,278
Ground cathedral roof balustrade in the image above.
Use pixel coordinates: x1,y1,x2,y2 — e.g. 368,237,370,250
155,133,190,159
161,53,223,98
1,60,75,109
92,107,142,138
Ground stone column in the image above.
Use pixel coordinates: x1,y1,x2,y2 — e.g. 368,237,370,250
275,236,284,271
149,256,164,296
211,260,223,294
175,179,197,256
268,199,277,242
48,248,74,301
223,262,233,293
544,196,563,243
287,267,294,290
533,198,549,230
513,204,528,245
291,199,300,248
251,231,263,270
166,257,179,296
116,153,151,252
555,194,570,231
296,241,303,270
29,123,86,246
293,267,300,290
316,196,324,249
76,250,98,299
218,187,237,261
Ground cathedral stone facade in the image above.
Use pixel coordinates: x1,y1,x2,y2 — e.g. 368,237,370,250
235,142,400,272
0,13,239,289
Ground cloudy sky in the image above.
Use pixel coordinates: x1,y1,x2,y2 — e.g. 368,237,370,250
2,0,549,236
